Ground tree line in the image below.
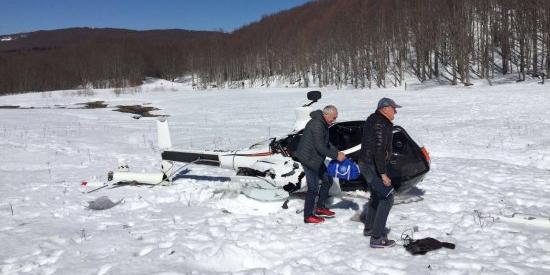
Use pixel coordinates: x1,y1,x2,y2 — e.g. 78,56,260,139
1,0,548,95
211,0,550,89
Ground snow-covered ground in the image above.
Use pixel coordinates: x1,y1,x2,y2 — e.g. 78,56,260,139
1,79,549,274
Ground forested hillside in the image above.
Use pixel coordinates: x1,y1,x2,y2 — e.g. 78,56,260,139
0,28,225,94
1,0,548,94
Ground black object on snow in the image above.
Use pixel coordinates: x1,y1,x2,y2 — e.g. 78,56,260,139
404,237,455,255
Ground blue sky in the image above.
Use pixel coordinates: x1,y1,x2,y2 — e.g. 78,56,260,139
0,0,311,35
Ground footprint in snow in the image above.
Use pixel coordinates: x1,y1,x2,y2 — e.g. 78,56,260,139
137,246,154,256
36,250,64,265
87,196,124,210
97,264,113,275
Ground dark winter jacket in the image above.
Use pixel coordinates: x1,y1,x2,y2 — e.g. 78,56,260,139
294,110,339,171
359,110,393,175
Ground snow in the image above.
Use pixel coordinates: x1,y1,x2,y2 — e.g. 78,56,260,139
1,78,550,274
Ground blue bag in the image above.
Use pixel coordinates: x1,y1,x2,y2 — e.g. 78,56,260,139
327,159,361,180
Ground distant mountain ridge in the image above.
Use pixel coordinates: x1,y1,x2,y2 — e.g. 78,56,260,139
0,27,220,52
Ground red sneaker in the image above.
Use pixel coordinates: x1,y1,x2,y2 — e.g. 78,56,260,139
304,215,325,224
315,208,335,218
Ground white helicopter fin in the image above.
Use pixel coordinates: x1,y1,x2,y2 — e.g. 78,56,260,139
292,106,312,132
157,117,172,150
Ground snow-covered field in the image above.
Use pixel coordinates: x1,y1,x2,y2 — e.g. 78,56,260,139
1,79,550,274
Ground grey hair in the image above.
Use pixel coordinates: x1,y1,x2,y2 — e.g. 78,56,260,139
322,105,338,115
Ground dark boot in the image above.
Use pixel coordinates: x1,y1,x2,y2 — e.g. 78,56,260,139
370,236,396,248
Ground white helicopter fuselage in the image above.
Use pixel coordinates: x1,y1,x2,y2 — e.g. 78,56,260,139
107,91,430,202
108,104,353,199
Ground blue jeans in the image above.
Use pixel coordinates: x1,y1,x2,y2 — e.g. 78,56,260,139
359,162,394,238
303,164,333,218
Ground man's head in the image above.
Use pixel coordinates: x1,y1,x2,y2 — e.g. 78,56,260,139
377,97,401,121
322,105,338,125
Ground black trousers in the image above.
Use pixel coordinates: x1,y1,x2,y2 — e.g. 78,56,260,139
359,162,394,238
303,163,333,219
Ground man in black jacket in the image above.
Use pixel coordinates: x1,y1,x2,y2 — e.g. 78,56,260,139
294,105,346,223
359,97,401,248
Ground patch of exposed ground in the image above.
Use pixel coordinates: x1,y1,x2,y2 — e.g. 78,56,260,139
78,101,109,109
113,105,161,117
1,101,164,117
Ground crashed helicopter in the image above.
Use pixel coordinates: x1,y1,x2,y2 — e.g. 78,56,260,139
107,91,431,201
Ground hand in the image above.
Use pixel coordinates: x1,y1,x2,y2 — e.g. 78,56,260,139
381,174,392,187
337,151,346,162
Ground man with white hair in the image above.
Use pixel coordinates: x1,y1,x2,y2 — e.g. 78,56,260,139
294,105,346,223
